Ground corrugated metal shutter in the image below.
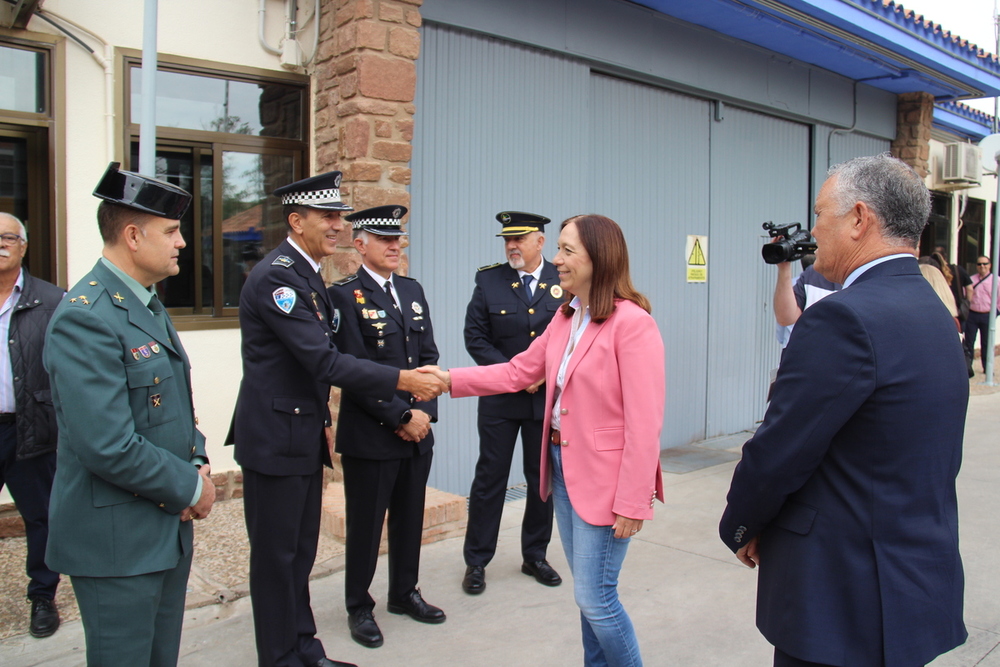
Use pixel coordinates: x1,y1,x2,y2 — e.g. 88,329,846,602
705,105,810,437
411,25,590,494
587,73,711,446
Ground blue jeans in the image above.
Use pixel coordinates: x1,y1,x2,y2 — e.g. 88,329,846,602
550,444,642,667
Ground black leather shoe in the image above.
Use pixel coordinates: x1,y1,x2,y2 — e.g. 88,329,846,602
386,588,446,624
312,658,358,667
347,609,383,648
462,565,486,595
521,560,562,586
29,597,60,638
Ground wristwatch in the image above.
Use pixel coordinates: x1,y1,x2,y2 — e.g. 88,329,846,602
398,410,413,426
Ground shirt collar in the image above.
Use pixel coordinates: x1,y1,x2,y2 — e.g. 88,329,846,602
517,262,543,282
842,253,913,289
361,263,393,287
100,257,155,306
286,236,321,273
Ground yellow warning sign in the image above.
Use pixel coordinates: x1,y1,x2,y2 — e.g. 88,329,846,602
686,235,708,283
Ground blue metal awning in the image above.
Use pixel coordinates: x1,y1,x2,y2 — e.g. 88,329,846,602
934,100,994,140
627,0,1000,101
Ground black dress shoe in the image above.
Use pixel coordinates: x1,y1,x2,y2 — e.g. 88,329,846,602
312,658,358,667
29,597,60,638
521,560,562,586
347,609,383,648
386,588,446,624
462,565,486,595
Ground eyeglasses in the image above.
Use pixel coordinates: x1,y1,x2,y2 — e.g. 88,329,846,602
0,233,23,246
978,262,991,266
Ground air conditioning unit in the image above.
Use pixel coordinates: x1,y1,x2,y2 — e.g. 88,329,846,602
943,143,982,186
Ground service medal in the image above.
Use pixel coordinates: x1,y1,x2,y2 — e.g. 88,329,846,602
411,301,423,315
550,285,563,299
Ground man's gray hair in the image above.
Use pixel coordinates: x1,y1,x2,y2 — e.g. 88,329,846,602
827,153,930,245
0,212,28,242
353,228,370,244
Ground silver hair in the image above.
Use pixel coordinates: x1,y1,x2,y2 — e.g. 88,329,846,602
0,212,28,243
827,153,930,246
352,228,370,244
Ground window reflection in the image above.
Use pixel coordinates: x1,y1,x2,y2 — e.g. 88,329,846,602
130,68,302,140
221,151,293,307
0,45,45,114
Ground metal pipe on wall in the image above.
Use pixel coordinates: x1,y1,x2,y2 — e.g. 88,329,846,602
138,0,158,177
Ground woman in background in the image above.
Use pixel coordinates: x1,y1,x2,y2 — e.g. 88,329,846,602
427,215,665,666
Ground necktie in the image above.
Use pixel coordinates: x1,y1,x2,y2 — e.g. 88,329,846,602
522,274,534,296
148,294,168,336
384,280,399,309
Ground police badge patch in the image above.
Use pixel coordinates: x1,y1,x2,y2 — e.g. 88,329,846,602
332,308,341,333
273,287,296,314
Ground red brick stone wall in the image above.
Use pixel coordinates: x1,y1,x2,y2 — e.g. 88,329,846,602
315,0,422,284
891,91,933,178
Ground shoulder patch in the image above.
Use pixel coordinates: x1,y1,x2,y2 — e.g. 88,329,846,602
478,262,503,272
272,255,295,268
333,274,358,286
272,287,297,314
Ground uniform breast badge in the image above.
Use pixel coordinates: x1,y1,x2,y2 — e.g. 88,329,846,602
411,301,423,315
354,289,365,304
550,285,563,299
150,394,161,408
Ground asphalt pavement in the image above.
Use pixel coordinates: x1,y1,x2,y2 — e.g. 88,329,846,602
2,389,998,667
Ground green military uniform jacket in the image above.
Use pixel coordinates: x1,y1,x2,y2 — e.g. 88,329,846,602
43,259,205,577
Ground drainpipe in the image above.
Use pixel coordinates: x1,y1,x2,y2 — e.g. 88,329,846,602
259,0,281,55
138,0,158,177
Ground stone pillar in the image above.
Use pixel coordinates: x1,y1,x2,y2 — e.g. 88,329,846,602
314,0,422,283
891,92,933,178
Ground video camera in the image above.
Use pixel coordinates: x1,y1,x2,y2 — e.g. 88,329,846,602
761,221,817,265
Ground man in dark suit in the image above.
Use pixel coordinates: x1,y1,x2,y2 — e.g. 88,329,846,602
44,163,215,666
0,212,64,638
461,211,563,595
232,175,445,667
328,205,445,649
720,154,968,667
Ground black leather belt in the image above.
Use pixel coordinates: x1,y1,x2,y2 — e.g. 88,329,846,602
0,413,16,424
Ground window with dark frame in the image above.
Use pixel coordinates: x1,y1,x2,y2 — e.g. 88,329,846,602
124,58,308,323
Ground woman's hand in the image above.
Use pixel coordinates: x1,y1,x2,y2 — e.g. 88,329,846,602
612,514,643,539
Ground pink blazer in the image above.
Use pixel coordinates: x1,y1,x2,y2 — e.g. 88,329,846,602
452,299,665,525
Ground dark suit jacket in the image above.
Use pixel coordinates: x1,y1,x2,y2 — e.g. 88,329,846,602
231,239,399,476
720,257,968,667
44,260,203,577
328,269,438,459
463,260,562,420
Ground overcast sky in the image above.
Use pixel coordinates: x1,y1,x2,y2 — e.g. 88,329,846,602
890,0,998,114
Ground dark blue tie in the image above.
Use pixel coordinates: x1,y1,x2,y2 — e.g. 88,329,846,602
522,274,534,296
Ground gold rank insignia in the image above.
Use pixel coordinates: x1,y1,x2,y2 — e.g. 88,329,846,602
511,282,520,289
373,321,386,330
78,295,90,305
69,298,77,303
150,394,162,408
538,283,547,290
113,292,125,302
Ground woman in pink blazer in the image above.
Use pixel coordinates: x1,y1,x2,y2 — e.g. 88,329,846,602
431,215,665,666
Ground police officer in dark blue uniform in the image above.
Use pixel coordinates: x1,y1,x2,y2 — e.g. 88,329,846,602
328,205,445,650
231,176,445,667
461,211,564,595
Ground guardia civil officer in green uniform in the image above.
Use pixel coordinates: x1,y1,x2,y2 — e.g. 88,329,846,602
44,162,215,667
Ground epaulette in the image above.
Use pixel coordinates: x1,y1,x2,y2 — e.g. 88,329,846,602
395,274,416,282
272,255,295,268
477,262,503,272
333,274,358,286
66,282,99,308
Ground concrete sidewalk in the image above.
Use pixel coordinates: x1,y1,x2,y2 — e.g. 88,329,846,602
2,390,999,667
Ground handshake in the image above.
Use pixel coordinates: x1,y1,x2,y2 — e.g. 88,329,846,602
397,365,452,402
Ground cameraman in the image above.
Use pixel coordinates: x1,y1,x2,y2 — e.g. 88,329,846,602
774,253,841,348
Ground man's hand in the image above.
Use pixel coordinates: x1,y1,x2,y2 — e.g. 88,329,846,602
191,466,216,520
735,536,760,569
398,368,448,401
416,365,451,391
525,378,545,394
395,409,431,442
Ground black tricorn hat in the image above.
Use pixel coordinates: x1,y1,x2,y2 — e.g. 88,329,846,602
345,205,408,236
273,171,353,211
93,162,192,220
496,211,550,237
